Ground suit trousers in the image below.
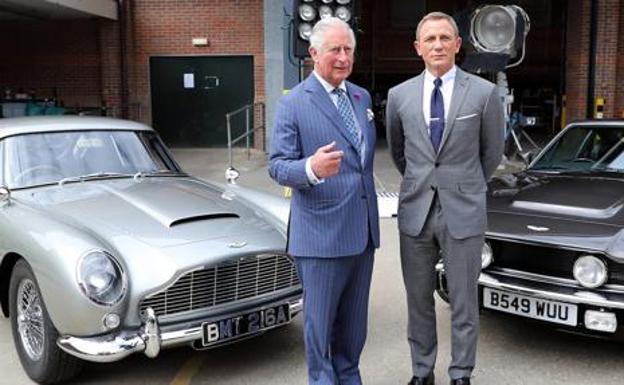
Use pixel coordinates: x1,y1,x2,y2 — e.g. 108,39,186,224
399,196,483,380
295,242,375,385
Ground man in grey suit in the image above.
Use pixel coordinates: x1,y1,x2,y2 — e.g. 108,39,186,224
385,12,504,385
269,17,379,385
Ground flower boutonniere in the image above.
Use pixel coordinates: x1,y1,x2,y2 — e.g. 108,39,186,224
366,108,375,122
353,91,362,101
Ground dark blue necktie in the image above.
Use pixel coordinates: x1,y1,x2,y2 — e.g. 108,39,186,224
333,88,362,153
430,77,444,152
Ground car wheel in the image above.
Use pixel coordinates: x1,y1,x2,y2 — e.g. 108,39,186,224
9,259,83,384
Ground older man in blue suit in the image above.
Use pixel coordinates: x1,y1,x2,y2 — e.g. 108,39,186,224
269,17,379,385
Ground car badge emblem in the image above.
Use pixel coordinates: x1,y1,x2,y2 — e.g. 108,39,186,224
527,225,550,232
228,241,247,248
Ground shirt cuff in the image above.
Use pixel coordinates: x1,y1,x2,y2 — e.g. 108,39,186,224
305,157,324,185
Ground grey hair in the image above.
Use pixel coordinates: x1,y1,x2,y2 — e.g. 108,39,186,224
415,11,459,40
309,17,356,52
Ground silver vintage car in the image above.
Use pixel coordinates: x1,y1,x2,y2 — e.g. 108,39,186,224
0,116,302,384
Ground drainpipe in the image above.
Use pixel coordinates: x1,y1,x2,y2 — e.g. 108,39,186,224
586,0,597,119
117,0,128,119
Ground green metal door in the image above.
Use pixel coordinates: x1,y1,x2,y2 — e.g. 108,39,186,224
150,56,254,147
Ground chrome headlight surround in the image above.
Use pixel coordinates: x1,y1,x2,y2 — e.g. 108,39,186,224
77,250,126,306
573,255,608,289
481,241,494,269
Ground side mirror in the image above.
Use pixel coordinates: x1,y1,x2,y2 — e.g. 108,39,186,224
225,167,240,184
520,150,539,166
0,186,11,204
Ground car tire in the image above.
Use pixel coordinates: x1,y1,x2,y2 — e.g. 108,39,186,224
9,259,83,384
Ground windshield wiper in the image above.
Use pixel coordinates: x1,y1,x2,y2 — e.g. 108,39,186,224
59,172,131,186
133,169,185,180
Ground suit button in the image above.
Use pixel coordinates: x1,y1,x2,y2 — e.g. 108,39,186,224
434,162,440,167
361,195,366,199
430,185,436,191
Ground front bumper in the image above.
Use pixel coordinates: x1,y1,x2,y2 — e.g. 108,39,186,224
57,298,303,363
436,266,624,333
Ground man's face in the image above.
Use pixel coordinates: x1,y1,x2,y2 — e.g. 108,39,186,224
309,26,354,87
414,18,462,76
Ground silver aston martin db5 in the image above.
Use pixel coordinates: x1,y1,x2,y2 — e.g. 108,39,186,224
0,116,302,384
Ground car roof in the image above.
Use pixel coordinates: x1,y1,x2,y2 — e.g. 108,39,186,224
0,116,154,138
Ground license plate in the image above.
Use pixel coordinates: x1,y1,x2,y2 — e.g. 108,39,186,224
483,288,578,326
201,303,291,346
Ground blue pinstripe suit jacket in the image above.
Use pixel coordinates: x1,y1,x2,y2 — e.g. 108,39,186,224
269,74,380,258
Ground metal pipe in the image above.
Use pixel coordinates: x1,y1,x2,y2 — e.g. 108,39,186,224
246,107,251,160
226,114,233,169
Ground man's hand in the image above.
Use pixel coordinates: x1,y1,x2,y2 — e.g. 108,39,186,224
311,142,344,179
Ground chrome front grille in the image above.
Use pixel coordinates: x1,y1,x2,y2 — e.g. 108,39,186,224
140,254,300,318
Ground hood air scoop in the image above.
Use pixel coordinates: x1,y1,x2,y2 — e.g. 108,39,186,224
169,213,239,228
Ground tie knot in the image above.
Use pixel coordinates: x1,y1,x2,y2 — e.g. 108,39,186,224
333,88,345,96
434,78,442,88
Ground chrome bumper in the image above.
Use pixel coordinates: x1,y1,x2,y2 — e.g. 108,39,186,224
436,266,624,310
57,298,303,363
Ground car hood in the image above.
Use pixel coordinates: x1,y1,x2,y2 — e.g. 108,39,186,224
486,171,624,254
17,177,282,248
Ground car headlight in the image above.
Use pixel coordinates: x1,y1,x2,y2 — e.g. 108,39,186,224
77,250,126,306
573,255,607,288
481,242,493,269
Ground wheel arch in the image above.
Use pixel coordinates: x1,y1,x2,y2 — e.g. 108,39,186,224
0,252,23,317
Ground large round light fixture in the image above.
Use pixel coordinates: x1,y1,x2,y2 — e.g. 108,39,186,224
318,5,333,19
336,0,351,4
471,5,516,53
335,6,351,22
298,4,316,22
298,23,313,41
573,255,608,288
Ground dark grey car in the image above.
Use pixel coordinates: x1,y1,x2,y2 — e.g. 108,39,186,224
437,120,624,339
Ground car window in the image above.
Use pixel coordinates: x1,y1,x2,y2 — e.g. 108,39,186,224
531,125,624,172
3,130,178,189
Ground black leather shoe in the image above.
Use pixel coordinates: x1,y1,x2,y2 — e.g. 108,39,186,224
450,377,471,385
408,373,434,385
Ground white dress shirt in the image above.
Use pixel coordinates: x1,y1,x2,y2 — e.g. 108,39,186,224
422,65,456,131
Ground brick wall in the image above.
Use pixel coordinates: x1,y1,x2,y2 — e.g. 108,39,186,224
0,20,102,109
124,0,265,127
617,4,624,118
565,0,591,123
566,0,624,122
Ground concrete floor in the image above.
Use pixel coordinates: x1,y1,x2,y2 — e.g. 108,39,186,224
1,143,623,385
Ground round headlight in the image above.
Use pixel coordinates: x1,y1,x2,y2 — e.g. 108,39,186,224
318,5,333,19
298,23,313,41
321,0,333,3
298,4,316,22
335,7,352,22
77,251,125,306
471,5,516,52
481,242,493,269
573,255,607,288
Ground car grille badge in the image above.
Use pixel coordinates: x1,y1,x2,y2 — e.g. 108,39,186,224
527,225,550,232
227,240,247,248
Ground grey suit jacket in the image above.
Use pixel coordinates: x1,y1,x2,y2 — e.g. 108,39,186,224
386,67,504,239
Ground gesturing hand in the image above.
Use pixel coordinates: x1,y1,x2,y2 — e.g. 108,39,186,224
311,141,344,179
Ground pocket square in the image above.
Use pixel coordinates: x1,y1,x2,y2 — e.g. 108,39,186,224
366,108,375,121
456,113,478,121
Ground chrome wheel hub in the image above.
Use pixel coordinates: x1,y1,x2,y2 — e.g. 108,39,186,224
16,278,45,361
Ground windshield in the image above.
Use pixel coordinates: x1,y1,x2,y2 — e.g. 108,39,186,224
530,125,624,173
3,130,179,188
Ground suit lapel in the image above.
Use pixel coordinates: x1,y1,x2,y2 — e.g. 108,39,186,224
438,68,470,155
305,75,361,154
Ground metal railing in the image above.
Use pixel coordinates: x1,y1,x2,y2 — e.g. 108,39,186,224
225,102,265,171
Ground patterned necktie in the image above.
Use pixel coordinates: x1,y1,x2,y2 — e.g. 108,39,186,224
333,88,362,152
430,77,444,152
